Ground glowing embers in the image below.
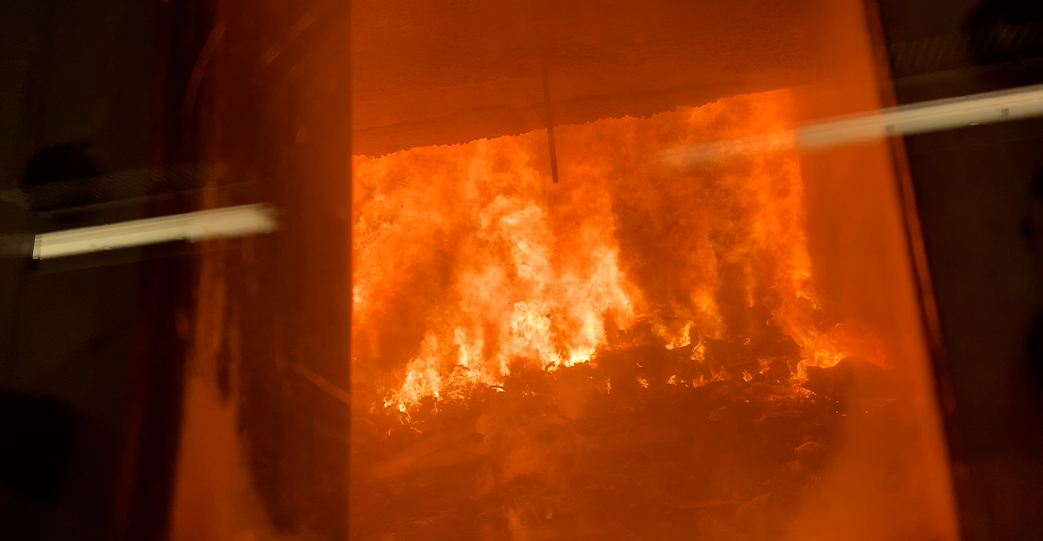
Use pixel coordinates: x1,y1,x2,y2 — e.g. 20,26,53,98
353,89,880,411
348,347,880,540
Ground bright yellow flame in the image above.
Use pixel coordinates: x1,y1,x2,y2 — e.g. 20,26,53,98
354,89,881,410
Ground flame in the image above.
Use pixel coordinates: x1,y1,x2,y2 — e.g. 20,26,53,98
354,89,880,410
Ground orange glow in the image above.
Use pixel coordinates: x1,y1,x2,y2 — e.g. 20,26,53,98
353,89,881,412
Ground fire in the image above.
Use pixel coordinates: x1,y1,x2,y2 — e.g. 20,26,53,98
353,89,880,411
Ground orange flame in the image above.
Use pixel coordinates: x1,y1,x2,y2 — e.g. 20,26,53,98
353,89,881,411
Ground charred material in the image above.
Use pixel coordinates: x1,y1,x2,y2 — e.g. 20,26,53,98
350,342,896,541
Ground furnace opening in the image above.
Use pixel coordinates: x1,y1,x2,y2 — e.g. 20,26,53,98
349,90,897,540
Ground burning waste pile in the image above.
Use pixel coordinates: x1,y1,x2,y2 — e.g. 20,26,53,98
350,328,893,540
349,90,895,540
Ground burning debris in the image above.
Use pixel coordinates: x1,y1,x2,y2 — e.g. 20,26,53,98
350,90,894,539
350,334,897,540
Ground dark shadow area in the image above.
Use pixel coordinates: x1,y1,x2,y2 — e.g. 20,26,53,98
877,0,1043,538
21,143,100,189
0,391,78,500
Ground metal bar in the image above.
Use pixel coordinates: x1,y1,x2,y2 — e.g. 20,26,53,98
33,204,278,260
540,52,560,184
663,83,1043,165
